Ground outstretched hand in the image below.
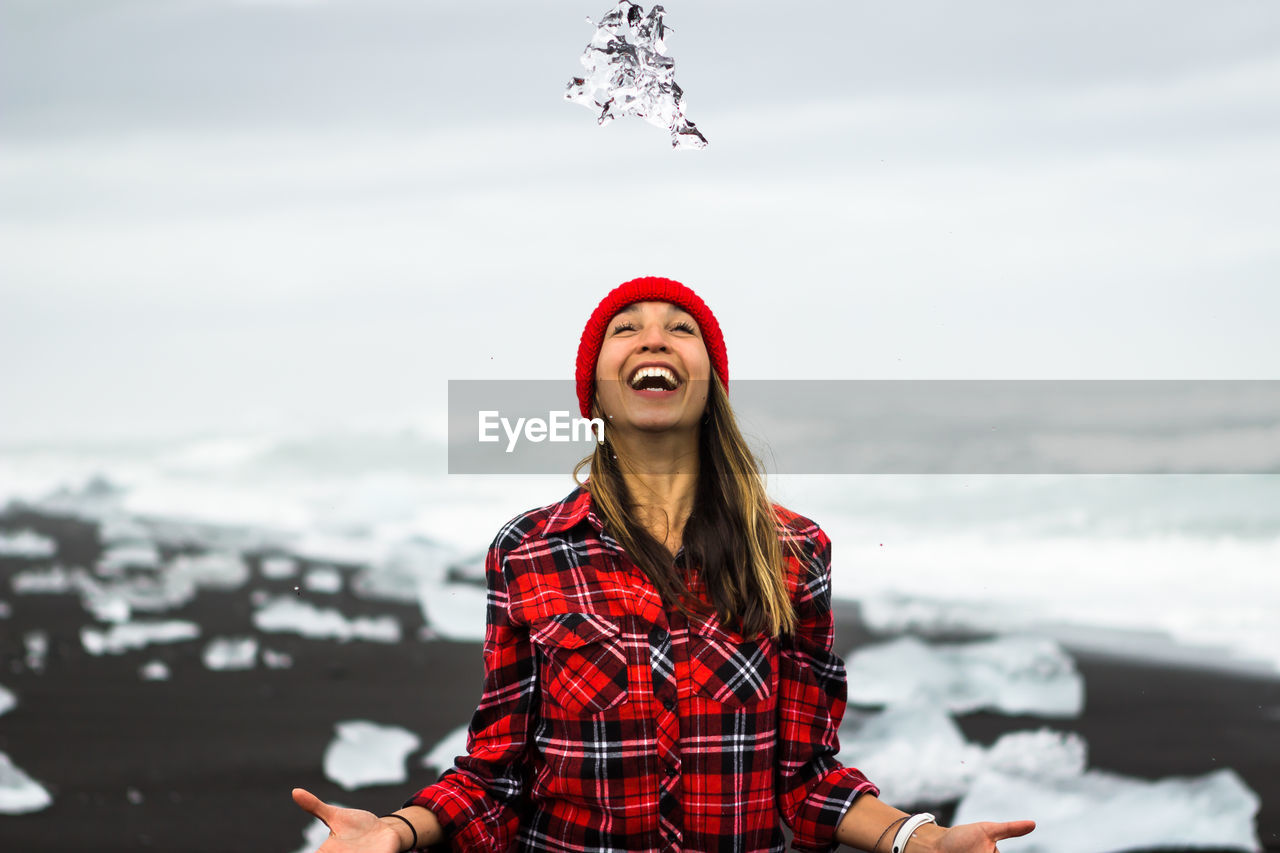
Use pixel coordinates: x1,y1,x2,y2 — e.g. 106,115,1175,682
291,788,402,853
935,819,1036,852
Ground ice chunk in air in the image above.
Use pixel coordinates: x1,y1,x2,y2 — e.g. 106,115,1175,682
323,720,421,790
565,2,708,149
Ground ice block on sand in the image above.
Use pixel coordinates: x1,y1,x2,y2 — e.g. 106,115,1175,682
846,634,1084,717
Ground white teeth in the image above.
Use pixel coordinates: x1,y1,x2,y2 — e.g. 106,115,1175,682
629,366,678,389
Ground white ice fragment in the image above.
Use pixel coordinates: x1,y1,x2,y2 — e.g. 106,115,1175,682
12,564,83,594
421,723,471,776
953,767,1261,852
323,720,421,790
96,541,161,575
81,620,200,655
444,553,486,586
99,513,150,544
0,752,52,814
202,636,258,671
139,660,170,681
353,538,455,604
260,555,299,579
291,529,385,567
303,566,342,594
846,635,1084,717
0,599,9,618
0,684,15,717
85,591,132,624
253,596,400,643
0,528,56,558
837,705,985,807
262,648,293,669
984,728,1087,780
23,631,48,672
417,581,488,642
168,551,249,591
565,1,707,148
126,786,144,805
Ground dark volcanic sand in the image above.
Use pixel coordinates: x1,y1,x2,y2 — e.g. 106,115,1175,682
0,509,1276,852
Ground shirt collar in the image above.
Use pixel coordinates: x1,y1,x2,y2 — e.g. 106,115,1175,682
541,482,606,537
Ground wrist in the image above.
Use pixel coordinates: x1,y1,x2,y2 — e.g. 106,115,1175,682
904,822,947,853
378,815,415,851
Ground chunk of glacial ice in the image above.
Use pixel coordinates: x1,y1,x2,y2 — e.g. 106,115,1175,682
167,551,249,590
81,620,200,655
984,728,1087,779
253,596,400,643
96,540,161,575
0,528,56,558
417,581,488,642
24,631,48,672
953,766,1261,852
139,660,170,681
565,1,708,149
323,720,421,790
303,566,342,594
0,684,15,717
837,704,985,806
0,752,52,814
353,538,456,604
260,555,299,579
421,723,471,776
202,636,258,671
846,635,1083,717
12,565,82,594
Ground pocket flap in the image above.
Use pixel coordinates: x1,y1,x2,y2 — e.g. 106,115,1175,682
530,612,620,649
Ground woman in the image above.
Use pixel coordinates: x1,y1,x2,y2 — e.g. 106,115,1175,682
291,277,1035,853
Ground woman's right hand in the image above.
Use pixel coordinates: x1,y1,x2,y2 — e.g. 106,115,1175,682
291,788,405,853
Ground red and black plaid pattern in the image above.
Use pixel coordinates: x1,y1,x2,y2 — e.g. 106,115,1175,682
405,485,878,853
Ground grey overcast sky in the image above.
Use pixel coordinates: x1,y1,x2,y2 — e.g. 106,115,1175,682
2,0,1278,442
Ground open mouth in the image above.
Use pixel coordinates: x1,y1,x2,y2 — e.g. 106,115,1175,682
628,365,680,392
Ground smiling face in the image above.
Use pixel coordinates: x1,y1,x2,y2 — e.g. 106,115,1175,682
593,300,713,436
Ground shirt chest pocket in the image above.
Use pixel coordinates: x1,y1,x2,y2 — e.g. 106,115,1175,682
688,612,774,707
530,613,629,716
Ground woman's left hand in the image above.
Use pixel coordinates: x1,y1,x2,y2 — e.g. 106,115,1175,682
932,819,1036,852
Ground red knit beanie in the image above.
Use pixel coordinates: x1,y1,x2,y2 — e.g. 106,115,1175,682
576,276,728,418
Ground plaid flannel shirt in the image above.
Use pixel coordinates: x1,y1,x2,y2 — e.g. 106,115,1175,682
405,485,878,853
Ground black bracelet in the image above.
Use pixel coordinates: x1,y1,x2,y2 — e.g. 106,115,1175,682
873,815,910,853
382,813,419,850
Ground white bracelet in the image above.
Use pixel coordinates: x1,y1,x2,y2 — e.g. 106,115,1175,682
891,813,936,853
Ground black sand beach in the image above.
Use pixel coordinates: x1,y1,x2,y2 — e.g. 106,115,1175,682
0,508,1276,852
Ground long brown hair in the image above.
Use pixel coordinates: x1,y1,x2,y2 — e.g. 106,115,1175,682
574,375,799,638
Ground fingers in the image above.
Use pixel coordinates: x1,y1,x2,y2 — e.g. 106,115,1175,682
989,820,1036,840
291,787,333,825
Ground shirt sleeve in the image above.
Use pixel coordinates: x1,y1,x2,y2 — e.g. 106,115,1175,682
775,524,880,853
403,528,536,853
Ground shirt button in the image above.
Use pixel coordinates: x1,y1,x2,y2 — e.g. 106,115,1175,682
666,765,677,777
662,697,676,711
